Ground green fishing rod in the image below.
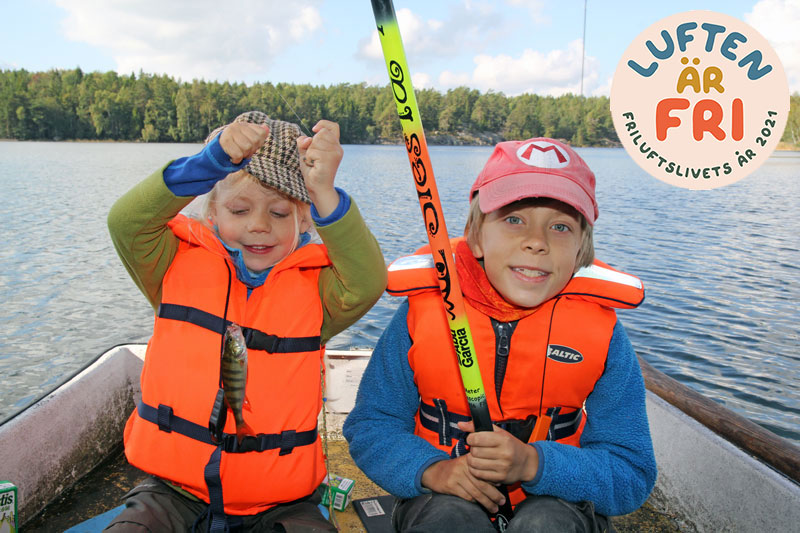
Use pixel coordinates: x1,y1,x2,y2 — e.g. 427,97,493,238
370,1,513,528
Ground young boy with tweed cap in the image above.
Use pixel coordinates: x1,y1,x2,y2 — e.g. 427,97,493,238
107,112,385,531
344,138,656,532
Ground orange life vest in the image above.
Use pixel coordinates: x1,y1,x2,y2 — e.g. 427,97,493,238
387,240,644,504
123,215,331,515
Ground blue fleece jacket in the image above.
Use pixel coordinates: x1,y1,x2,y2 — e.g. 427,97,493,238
342,300,657,517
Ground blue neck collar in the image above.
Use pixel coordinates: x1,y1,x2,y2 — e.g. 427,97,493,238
216,232,311,289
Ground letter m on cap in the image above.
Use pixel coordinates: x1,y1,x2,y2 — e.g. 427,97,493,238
519,142,568,165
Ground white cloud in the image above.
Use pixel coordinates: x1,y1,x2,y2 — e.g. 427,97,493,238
504,0,549,25
592,76,613,97
438,70,472,88
357,4,507,64
357,8,438,61
54,0,322,83
745,0,800,93
411,71,434,90
441,39,599,97
357,4,596,96
288,6,322,41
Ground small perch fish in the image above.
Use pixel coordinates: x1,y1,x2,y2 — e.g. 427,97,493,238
222,323,255,443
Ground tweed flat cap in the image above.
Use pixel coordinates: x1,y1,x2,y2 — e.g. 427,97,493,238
206,111,310,204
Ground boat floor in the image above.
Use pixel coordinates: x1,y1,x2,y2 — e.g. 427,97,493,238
23,438,681,532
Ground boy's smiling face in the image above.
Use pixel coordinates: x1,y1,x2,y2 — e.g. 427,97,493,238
210,176,310,272
469,199,583,308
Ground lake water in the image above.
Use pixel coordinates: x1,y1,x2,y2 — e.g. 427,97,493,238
1,141,798,444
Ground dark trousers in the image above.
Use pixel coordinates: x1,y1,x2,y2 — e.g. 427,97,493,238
393,493,613,533
104,476,337,532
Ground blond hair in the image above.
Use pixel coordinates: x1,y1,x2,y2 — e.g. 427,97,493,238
464,194,595,270
202,170,310,225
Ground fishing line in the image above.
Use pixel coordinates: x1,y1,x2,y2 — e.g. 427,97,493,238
272,85,314,138
218,260,233,387
580,0,587,98
319,363,339,530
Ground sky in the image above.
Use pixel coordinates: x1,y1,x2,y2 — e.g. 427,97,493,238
1,0,798,97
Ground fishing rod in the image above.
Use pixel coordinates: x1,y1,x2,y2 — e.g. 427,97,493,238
369,1,514,528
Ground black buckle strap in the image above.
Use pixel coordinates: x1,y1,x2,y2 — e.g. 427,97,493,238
279,430,297,456
220,427,316,454
158,303,321,353
140,402,213,444
157,404,173,433
199,446,245,533
433,399,452,446
419,400,472,445
418,400,583,443
549,407,583,441
138,401,317,454
418,399,462,446
502,415,536,443
203,446,226,533
242,328,276,353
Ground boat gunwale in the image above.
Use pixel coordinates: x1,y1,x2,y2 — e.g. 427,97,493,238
638,356,800,485
0,342,139,428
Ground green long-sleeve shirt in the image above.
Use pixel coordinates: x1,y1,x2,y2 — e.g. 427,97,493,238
108,166,386,345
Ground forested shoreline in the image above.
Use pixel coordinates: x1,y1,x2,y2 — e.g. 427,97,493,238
1,68,798,147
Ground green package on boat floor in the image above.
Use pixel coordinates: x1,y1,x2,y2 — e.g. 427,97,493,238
0,481,18,533
321,474,355,511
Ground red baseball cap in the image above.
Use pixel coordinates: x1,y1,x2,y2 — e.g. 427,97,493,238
469,138,598,225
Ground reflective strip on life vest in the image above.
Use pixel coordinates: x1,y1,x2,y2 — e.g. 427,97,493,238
559,261,645,308
574,263,642,289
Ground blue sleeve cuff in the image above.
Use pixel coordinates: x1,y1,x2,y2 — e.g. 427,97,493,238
527,442,546,486
310,187,350,226
163,134,248,197
414,455,449,494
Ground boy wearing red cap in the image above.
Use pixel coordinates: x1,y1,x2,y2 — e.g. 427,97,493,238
344,138,657,532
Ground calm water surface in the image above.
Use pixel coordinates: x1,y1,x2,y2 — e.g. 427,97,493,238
1,141,798,443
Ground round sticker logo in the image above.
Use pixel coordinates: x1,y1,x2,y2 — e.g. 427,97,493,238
611,11,789,189
516,140,571,168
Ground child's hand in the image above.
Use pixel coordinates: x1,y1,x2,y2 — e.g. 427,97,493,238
219,122,269,164
296,120,342,218
458,421,539,484
420,456,507,514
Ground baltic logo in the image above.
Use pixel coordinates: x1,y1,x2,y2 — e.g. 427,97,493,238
610,11,789,189
547,344,584,364
516,141,570,168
